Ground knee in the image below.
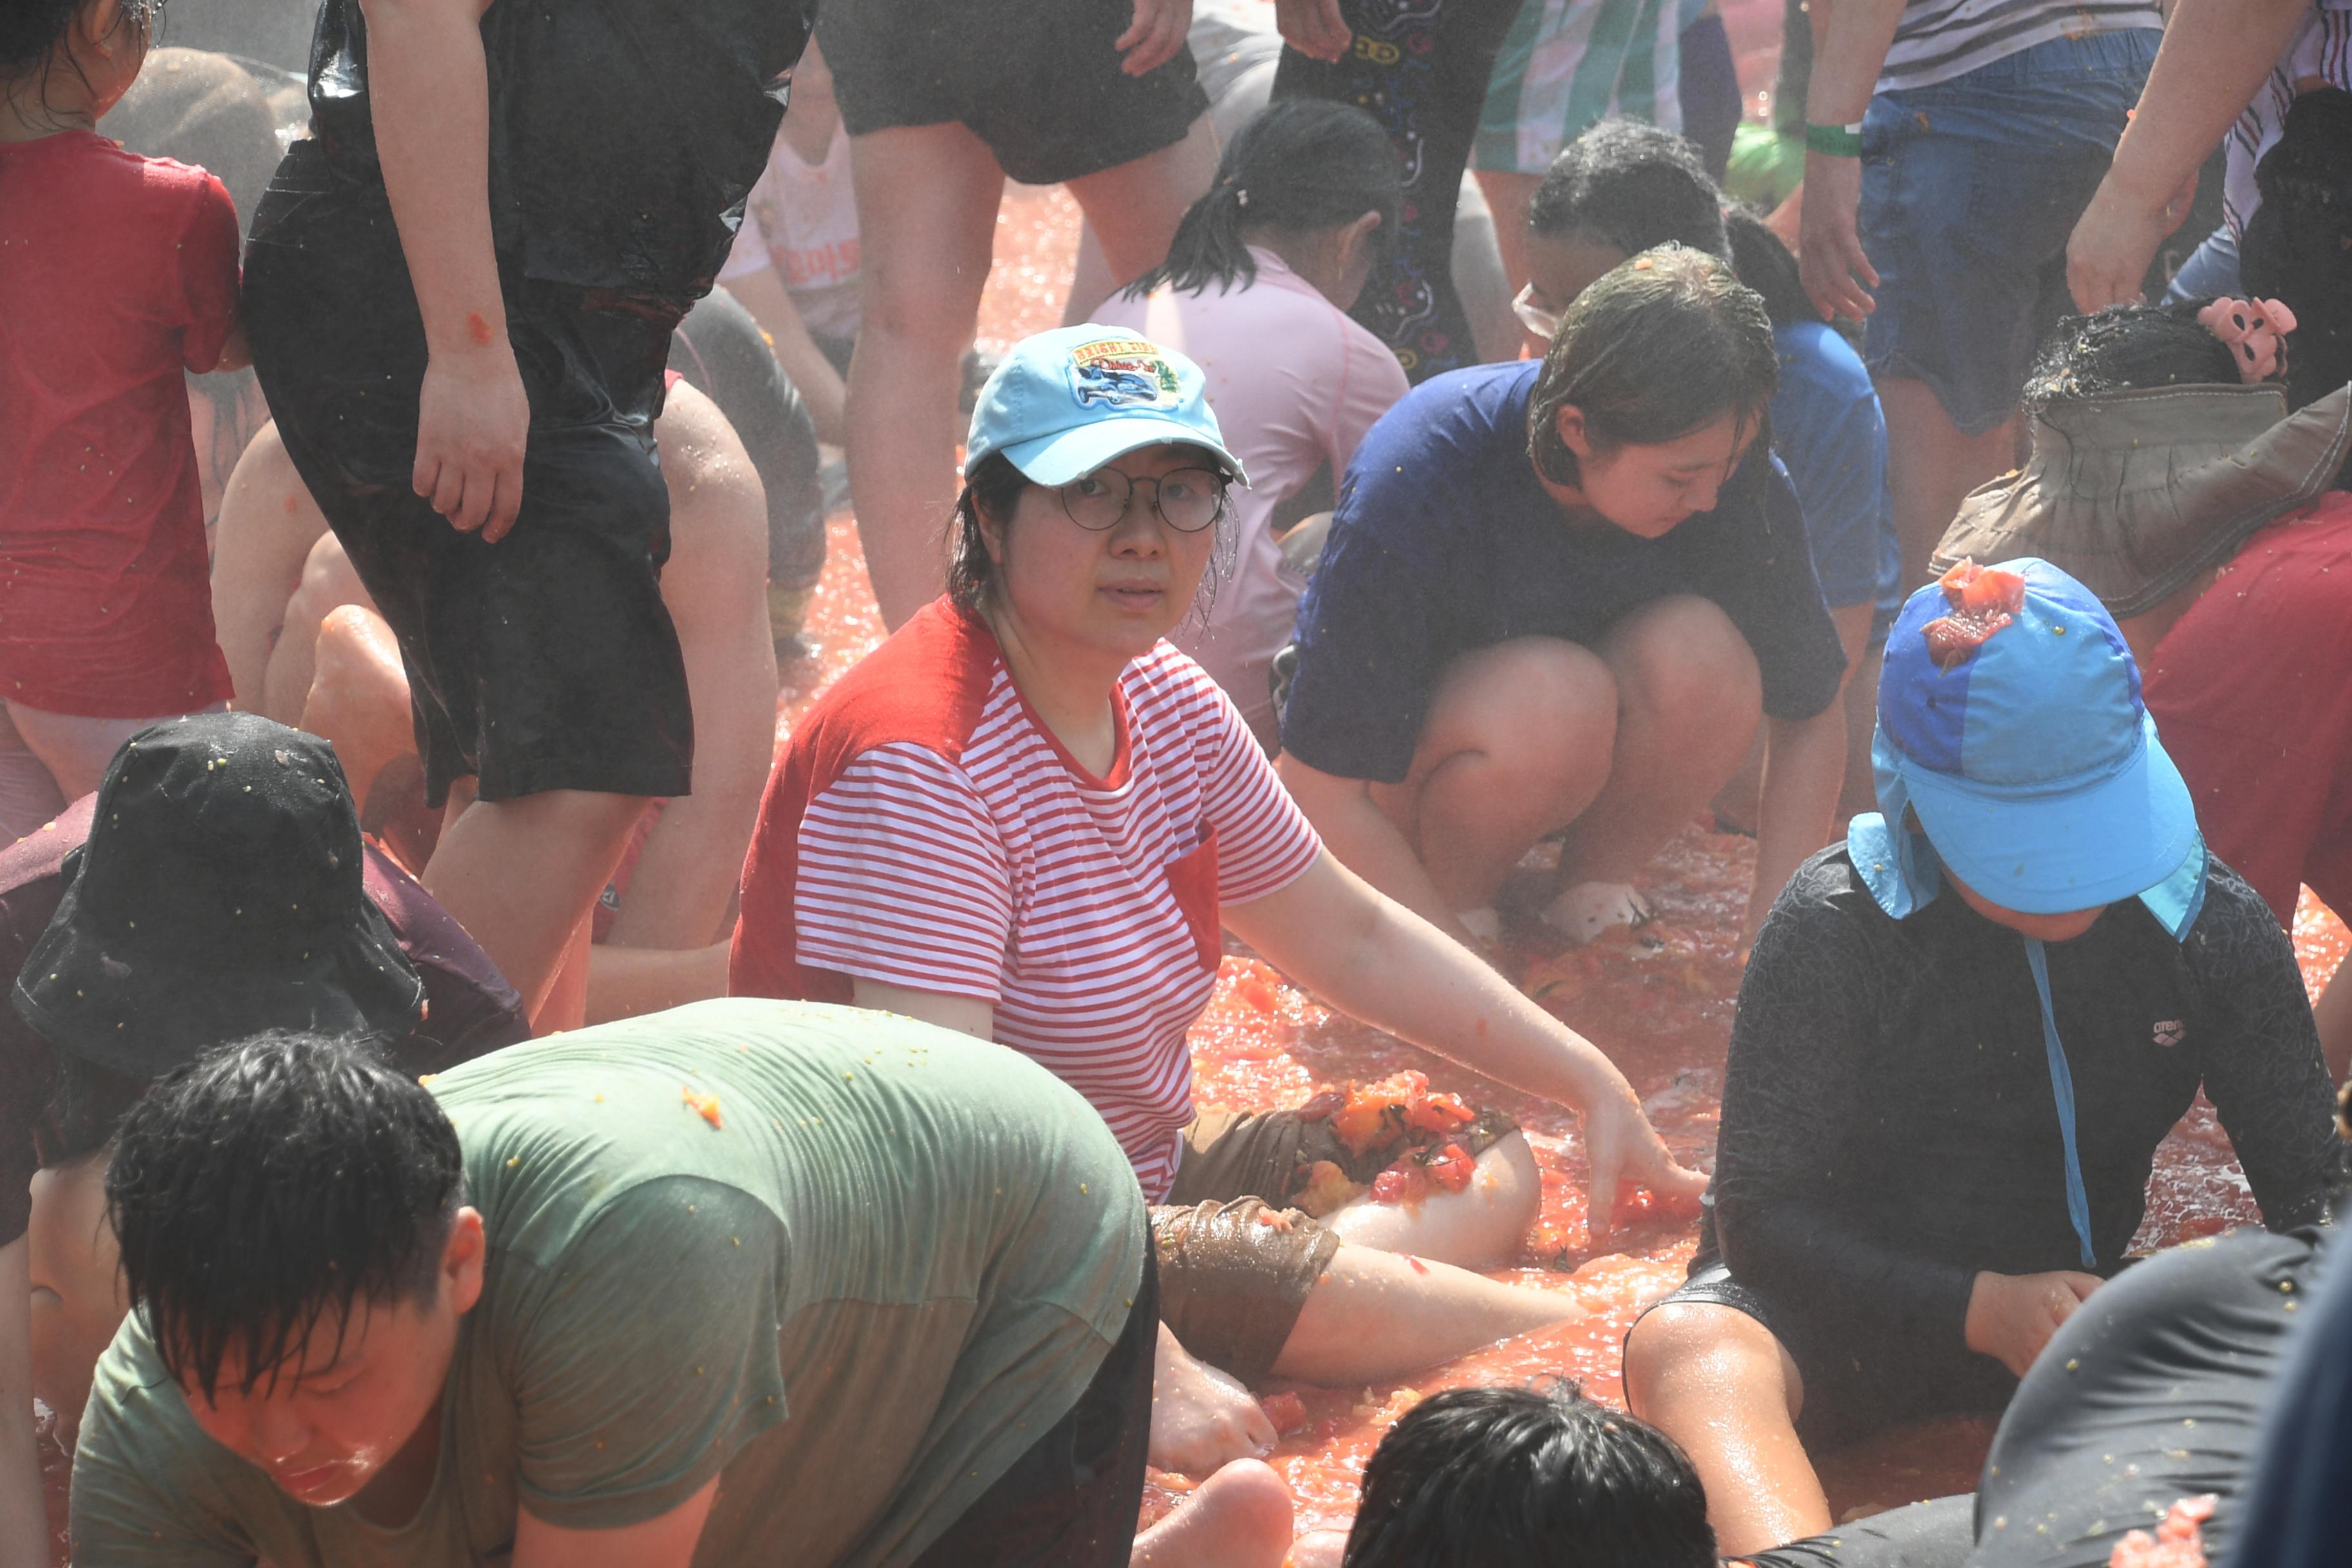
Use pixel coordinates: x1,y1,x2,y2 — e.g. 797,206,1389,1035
1622,1302,1743,1415
1197,1457,1296,1544
1612,598,1762,728
1446,638,1618,787
288,533,372,631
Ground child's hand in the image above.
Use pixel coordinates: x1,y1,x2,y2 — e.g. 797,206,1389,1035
415,343,529,542
1115,0,1192,77
1965,1268,2102,1379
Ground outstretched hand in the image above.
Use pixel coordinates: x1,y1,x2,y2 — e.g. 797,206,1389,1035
1275,0,1351,62
2066,169,2200,313
1797,151,1877,324
1582,1091,1709,1244
1116,0,1195,77
414,341,529,542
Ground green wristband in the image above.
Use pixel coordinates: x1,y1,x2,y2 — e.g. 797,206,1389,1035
1805,121,1865,157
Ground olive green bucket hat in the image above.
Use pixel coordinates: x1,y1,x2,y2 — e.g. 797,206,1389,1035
1933,381,2352,616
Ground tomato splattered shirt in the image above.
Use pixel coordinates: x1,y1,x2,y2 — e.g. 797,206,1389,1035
731,600,1322,1198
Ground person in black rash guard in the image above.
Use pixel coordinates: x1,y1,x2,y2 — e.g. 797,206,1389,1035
1622,558,2340,1558
666,288,827,649
239,0,811,1024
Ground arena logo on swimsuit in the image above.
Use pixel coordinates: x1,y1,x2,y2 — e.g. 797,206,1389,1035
1068,339,1181,411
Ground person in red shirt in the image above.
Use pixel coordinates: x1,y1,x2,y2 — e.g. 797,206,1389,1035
0,0,244,841
1934,297,2352,1078
733,327,1705,1480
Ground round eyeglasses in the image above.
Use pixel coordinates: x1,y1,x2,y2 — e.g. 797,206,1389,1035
1057,466,1228,533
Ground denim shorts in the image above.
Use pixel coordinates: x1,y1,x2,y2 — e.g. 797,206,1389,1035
1859,28,2159,435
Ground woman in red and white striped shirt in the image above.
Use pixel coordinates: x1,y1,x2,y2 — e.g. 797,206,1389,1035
733,326,1702,1474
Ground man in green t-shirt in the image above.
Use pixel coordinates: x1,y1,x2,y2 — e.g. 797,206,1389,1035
68,999,1166,1567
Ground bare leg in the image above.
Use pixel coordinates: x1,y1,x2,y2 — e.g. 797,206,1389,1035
1320,1132,1543,1267
1064,113,1221,294
264,531,375,723
1473,168,1542,295
299,605,418,821
1551,594,1763,897
1369,636,1619,917
845,123,1005,629
2313,943,2351,1083
583,941,733,1026
1130,1458,1295,1568
1063,222,1119,328
6,706,219,805
1623,1301,1826,1555
1269,1245,1583,1387
422,789,651,1019
1877,376,2019,593
210,420,329,709
1839,640,1885,821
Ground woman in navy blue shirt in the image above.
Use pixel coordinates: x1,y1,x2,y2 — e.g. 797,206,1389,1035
1277,246,1848,951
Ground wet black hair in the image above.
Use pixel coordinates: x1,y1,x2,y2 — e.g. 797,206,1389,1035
1,0,160,104
1124,99,1401,299
1341,1383,1717,1568
2021,302,2242,417
2241,86,2352,413
1527,244,1776,489
1527,119,1729,262
1723,204,1816,329
945,451,1035,614
108,1032,465,1399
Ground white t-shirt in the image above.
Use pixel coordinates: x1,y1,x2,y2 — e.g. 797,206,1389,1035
722,125,863,341
1099,248,1410,743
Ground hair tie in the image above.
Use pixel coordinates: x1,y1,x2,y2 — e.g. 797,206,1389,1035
1235,188,1249,208
2197,297,2298,384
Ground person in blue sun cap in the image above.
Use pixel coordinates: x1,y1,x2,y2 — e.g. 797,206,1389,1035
732,324,1703,1541
1614,556,2340,1558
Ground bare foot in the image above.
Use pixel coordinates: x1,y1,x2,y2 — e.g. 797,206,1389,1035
300,605,417,819
1150,1324,1274,1476
1130,1458,1294,1568
1288,1529,1350,1568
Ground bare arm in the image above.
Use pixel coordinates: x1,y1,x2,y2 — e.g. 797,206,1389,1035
0,1239,43,1568
850,978,995,1039
2066,0,2313,310
1222,852,1706,1236
721,269,847,446
1275,755,1485,950
360,0,530,540
1797,0,1905,322
513,1476,718,1568
1743,602,1873,949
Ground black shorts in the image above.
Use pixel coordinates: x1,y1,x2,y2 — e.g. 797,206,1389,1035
815,0,1208,185
1638,1263,2016,1453
910,1238,1159,1567
244,142,693,808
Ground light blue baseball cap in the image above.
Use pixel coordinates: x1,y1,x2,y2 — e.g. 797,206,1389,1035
1852,558,2204,926
964,324,1248,487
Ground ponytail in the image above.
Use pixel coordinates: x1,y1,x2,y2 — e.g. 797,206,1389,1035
1126,99,1402,299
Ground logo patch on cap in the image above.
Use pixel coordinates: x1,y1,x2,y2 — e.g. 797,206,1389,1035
1068,338,1181,411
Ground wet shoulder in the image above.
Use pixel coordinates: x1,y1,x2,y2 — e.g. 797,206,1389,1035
2180,855,2299,983
1749,843,1910,977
